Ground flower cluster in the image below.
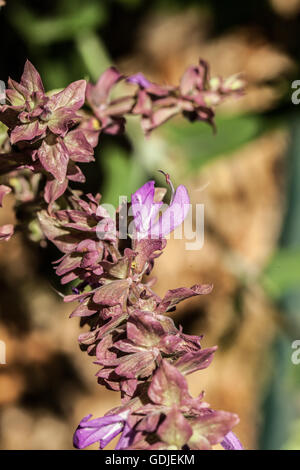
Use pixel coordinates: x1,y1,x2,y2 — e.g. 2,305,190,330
0,61,95,207
42,177,242,450
74,361,242,450
0,60,244,450
127,59,244,134
0,60,243,238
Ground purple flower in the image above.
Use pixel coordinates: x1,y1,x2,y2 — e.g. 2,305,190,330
221,431,243,450
73,410,129,449
115,421,136,450
131,175,190,240
127,73,152,89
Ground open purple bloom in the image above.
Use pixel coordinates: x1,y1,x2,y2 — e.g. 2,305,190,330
73,410,129,449
131,175,190,240
115,421,136,450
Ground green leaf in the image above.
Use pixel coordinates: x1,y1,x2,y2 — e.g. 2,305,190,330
161,114,265,170
10,2,106,45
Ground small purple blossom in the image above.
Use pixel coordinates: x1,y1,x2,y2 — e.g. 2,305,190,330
73,410,130,449
127,73,152,89
131,176,190,240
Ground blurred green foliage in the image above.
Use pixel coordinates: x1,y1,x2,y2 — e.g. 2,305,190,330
10,1,107,46
263,248,300,300
162,114,266,170
259,116,300,449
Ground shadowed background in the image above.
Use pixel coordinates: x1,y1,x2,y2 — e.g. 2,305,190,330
1,0,300,450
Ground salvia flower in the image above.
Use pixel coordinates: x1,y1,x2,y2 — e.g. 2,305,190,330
131,175,190,240
73,410,130,449
38,175,242,449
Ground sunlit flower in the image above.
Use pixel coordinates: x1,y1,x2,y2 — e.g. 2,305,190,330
73,410,130,450
131,174,190,240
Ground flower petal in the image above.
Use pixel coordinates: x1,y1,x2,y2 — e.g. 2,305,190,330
73,412,128,449
221,431,243,450
149,184,190,238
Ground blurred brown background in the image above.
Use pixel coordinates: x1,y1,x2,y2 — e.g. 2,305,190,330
1,0,300,450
